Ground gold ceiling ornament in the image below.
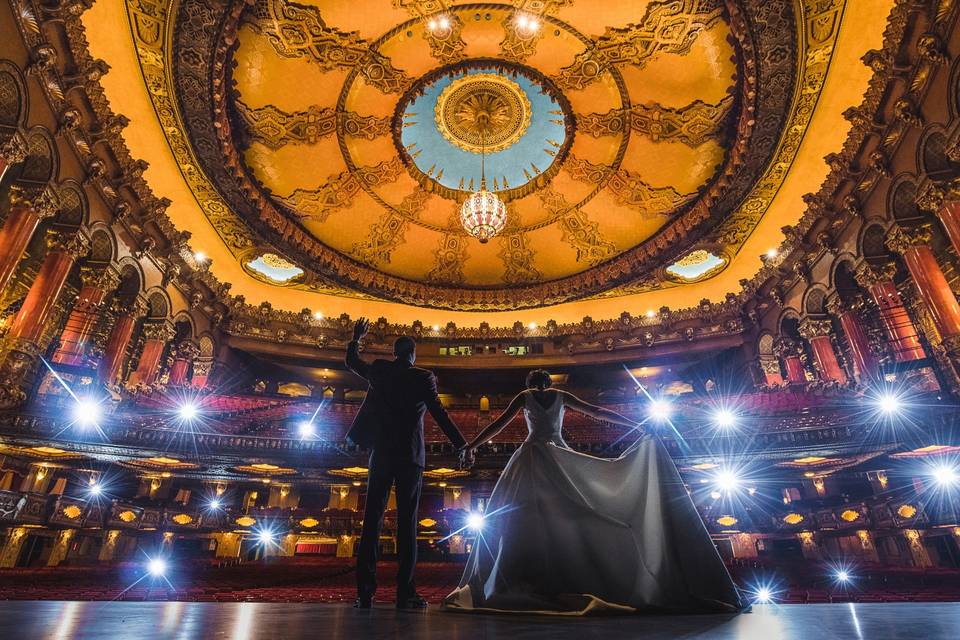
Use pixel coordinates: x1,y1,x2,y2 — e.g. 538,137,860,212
783,513,805,525
539,187,616,266
234,102,392,150
435,73,532,154
578,95,735,147
716,515,738,527
249,0,411,94
553,0,724,90
117,510,138,523
896,505,917,519
351,190,432,267
278,158,404,222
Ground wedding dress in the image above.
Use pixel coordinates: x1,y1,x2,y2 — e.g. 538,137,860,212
443,389,744,615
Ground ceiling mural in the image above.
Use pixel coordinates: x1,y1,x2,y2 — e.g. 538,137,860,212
114,0,858,313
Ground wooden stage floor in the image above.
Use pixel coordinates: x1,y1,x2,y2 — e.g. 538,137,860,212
3,601,959,639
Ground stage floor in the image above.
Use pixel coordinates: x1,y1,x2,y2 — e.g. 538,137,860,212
3,601,959,639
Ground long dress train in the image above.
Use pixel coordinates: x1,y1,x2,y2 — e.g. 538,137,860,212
443,390,744,615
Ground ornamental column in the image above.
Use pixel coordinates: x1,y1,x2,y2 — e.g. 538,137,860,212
51,266,120,366
773,337,807,384
126,320,174,389
757,355,785,387
191,355,213,389
827,297,878,382
0,186,57,295
167,340,197,387
0,230,88,407
98,298,148,388
854,262,926,362
798,318,848,385
0,132,28,185
886,225,960,355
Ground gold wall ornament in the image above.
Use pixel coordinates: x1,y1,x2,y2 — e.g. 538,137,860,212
249,0,411,94
553,0,724,90
565,156,693,216
435,73,532,154
578,96,734,147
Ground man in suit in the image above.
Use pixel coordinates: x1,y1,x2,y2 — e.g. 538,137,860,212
345,318,467,609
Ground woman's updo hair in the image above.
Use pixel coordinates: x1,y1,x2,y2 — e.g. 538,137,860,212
526,369,552,390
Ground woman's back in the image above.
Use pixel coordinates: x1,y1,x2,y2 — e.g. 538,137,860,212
522,389,567,446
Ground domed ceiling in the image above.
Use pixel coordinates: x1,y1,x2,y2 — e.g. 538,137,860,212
83,0,892,322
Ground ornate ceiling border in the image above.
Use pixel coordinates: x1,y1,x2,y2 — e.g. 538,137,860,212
121,0,848,311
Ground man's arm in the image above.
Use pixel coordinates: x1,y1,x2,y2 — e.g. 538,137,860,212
344,318,371,380
424,373,467,449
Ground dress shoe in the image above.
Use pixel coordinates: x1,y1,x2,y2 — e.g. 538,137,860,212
353,597,372,609
395,594,428,609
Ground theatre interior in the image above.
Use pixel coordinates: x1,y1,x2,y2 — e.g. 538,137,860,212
1,0,960,636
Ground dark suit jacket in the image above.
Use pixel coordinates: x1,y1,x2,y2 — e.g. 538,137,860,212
345,340,466,467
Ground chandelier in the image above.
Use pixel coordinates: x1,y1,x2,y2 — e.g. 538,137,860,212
460,130,507,243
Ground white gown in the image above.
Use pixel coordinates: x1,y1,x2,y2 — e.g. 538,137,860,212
443,390,744,615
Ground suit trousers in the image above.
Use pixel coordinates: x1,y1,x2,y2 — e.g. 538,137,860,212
356,455,423,600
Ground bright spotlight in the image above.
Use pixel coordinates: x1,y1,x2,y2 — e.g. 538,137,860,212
438,15,450,29
73,397,101,429
147,558,167,577
877,392,902,416
713,408,736,429
836,569,851,583
208,499,222,511
649,398,671,421
714,469,741,493
466,512,484,531
298,421,315,438
88,483,103,497
931,464,959,488
754,587,773,604
193,251,207,263
178,402,198,421
257,529,276,545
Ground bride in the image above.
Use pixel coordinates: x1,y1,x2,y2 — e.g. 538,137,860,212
443,369,744,615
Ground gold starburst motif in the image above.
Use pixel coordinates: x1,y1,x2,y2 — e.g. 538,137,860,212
435,73,531,154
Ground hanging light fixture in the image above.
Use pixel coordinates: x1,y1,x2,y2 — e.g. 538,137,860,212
460,130,507,243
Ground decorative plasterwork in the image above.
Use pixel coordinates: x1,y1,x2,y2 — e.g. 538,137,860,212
577,96,735,147
110,0,859,310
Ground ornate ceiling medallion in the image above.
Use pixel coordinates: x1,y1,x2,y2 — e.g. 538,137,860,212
435,73,531,154
395,61,573,199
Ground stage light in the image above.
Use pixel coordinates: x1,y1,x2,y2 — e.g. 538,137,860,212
207,499,222,511
714,469,741,493
648,398,671,421
178,402,198,421
257,529,276,545
193,251,207,263
713,408,736,429
645,309,655,318
931,464,959,488
877,392,902,416
298,421,315,438
313,310,324,321
466,512,484,531
754,587,773,604
88,482,103,497
766,248,778,259
710,491,722,500
836,569,851,583
73,397,101,429
147,558,167,577
432,325,440,332
528,322,538,330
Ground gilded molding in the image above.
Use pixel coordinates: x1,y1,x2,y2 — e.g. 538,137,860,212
553,0,724,90
577,96,734,147
249,0,411,94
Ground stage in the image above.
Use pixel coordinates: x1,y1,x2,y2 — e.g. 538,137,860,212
4,601,958,639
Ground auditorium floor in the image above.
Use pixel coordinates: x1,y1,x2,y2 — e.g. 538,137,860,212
2,601,959,639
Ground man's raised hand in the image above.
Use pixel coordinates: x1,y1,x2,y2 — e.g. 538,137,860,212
352,317,370,341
